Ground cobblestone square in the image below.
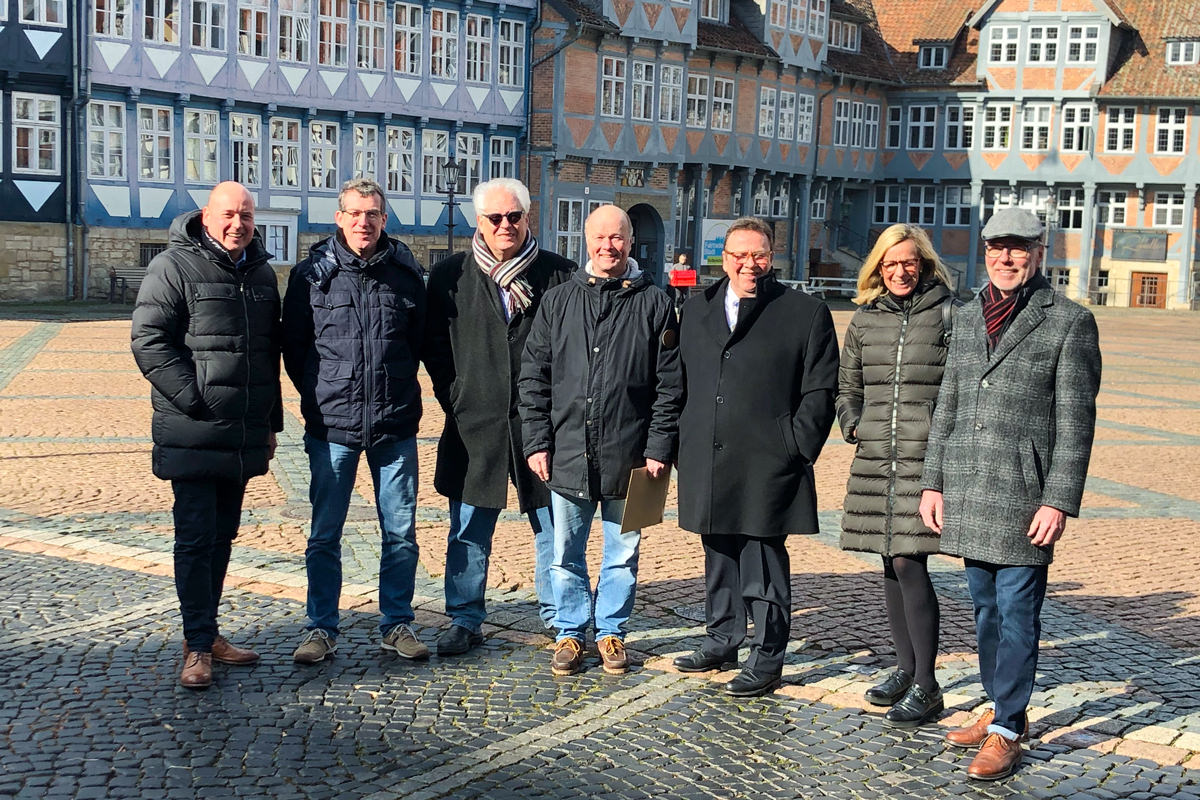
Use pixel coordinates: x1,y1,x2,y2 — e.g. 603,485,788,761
1,306,1198,799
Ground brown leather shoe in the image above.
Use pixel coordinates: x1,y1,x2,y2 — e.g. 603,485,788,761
945,708,995,748
184,636,259,665
550,637,584,676
598,636,628,675
967,733,1022,781
180,651,213,689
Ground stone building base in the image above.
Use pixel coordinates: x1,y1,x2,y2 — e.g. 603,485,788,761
0,221,71,301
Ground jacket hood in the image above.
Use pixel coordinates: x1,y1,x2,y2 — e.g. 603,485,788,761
573,257,653,294
302,231,421,290
168,209,272,270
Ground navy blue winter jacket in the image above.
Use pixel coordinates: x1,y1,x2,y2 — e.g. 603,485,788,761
282,232,426,448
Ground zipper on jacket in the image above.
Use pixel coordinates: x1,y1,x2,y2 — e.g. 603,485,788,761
884,304,910,554
360,271,373,447
238,275,249,484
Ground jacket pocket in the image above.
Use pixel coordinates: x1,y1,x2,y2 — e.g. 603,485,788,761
313,359,355,420
384,361,419,415
775,412,800,463
1019,438,1045,499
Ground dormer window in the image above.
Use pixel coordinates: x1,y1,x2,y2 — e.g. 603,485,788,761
699,0,724,22
1166,40,1200,65
829,19,860,52
919,45,948,68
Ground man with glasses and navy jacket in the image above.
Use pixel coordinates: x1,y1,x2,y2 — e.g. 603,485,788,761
423,178,576,657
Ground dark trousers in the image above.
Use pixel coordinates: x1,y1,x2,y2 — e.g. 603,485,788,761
701,534,791,676
964,558,1048,736
172,478,246,651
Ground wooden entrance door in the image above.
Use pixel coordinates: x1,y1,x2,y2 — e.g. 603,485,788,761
1130,272,1167,309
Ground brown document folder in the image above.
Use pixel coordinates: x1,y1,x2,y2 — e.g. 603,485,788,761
620,467,671,533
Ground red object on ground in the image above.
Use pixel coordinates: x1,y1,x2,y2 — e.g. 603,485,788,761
669,269,697,287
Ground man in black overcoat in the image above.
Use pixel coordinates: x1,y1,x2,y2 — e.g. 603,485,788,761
423,178,576,656
673,217,839,697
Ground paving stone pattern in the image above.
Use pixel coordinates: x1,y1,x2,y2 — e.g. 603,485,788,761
1,309,1199,798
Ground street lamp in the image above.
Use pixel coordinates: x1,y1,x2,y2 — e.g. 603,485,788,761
439,160,462,256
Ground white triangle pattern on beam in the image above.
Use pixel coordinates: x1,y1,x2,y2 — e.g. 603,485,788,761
95,41,130,71
420,199,444,226
192,53,226,85
308,197,339,225
144,47,180,78
14,180,59,212
388,198,415,227
24,29,61,60
319,71,346,96
238,59,267,89
432,82,456,107
467,86,490,111
91,184,131,218
394,77,419,102
187,189,209,209
500,90,524,114
280,66,308,93
139,187,175,219
359,73,383,98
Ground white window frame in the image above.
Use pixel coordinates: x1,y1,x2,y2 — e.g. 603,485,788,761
943,185,972,227
556,198,586,266
255,213,298,266
797,94,814,144
907,185,937,225
864,103,880,149
686,74,709,129
94,0,130,38
489,136,515,179
988,25,1019,64
144,0,180,44
430,8,459,80
771,181,789,218
833,98,850,147
394,4,422,76
191,0,226,50
1021,103,1052,152
455,132,483,195
269,118,302,189
465,14,492,84
789,0,806,33
498,19,525,88
230,112,262,187
1155,107,1187,154
849,101,864,148
1167,40,1200,65
699,0,723,23
759,87,777,138
421,130,449,194
278,0,311,64
87,100,126,179
318,0,349,68
139,105,175,184
1061,104,1093,153
660,65,683,125
601,56,626,118
631,61,654,122
712,77,734,132
907,104,936,150
982,104,1013,151
1066,25,1099,64
810,182,827,220
829,19,859,51
945,104,974,150
352,123,378,180
356,0,386,70
1028,25,1058,63
1097,190,1127,227
1057,188,1085,230
769,0,787,29
886,105,902,149
23,0,66,26
1153,191,1186,228
918,45,947,69
808,0,827,38
752,178,770,217
13,93,61,175
237,0,269,57
309,121,339,191
385,125,415,194
873,185,901,225
778,91,796,141
1105,106,1136,153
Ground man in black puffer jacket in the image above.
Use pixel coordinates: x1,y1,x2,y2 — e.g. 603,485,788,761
282,178,428,666
132,181,282,690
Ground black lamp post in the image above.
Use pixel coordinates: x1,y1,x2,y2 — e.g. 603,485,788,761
439,160,462,256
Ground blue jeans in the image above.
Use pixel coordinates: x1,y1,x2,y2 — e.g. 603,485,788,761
444,502,556,632
171,478,245,651
550,492,641,642
304,434,419,636
964,559,1049,738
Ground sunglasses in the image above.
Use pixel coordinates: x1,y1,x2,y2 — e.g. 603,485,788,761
482,211,524,227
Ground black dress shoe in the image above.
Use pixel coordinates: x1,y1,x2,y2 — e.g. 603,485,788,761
436,624,484,656
884,683,944,728
723,669,782,697
864,669,913,706
673,650,738,673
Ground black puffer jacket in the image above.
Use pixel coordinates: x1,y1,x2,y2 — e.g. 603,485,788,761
837,282,953,555
281,232,425,448
518,268,683,501
131,211,282,483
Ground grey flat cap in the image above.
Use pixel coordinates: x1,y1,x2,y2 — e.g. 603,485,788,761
981,207,1044,241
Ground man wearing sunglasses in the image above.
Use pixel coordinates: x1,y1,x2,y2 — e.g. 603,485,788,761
423,178,577,656
920,207,1101,780
282,178,429,666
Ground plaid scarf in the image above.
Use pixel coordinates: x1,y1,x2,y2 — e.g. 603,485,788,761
980,277,1042,351
473,231,539,315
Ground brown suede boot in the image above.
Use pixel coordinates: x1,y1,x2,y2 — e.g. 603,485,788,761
944,708,995,748
967,732,1022,780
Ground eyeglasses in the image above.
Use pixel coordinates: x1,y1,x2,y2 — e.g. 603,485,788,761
340,209,384,222
984,243,1033,259
482,211,524,227
880,258,921,272
723,250,772,265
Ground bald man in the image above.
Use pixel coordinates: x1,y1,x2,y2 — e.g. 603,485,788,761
519,204,683,677
133,181,282,690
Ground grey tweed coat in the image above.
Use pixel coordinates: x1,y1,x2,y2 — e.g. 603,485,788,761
921,277,1101,566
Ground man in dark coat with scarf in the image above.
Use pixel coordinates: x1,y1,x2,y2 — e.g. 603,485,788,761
673,217,839,697
920,208,1101,781
423,178,576,656
132,181,281,689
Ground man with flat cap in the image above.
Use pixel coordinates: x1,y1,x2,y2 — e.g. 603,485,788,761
920,207,1101,780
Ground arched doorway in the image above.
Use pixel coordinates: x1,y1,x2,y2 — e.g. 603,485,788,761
628,203,664,285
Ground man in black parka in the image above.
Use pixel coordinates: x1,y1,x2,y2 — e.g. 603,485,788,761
423,178,576,657
673,217,839,697
132,181,282,690
282,179,428,665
